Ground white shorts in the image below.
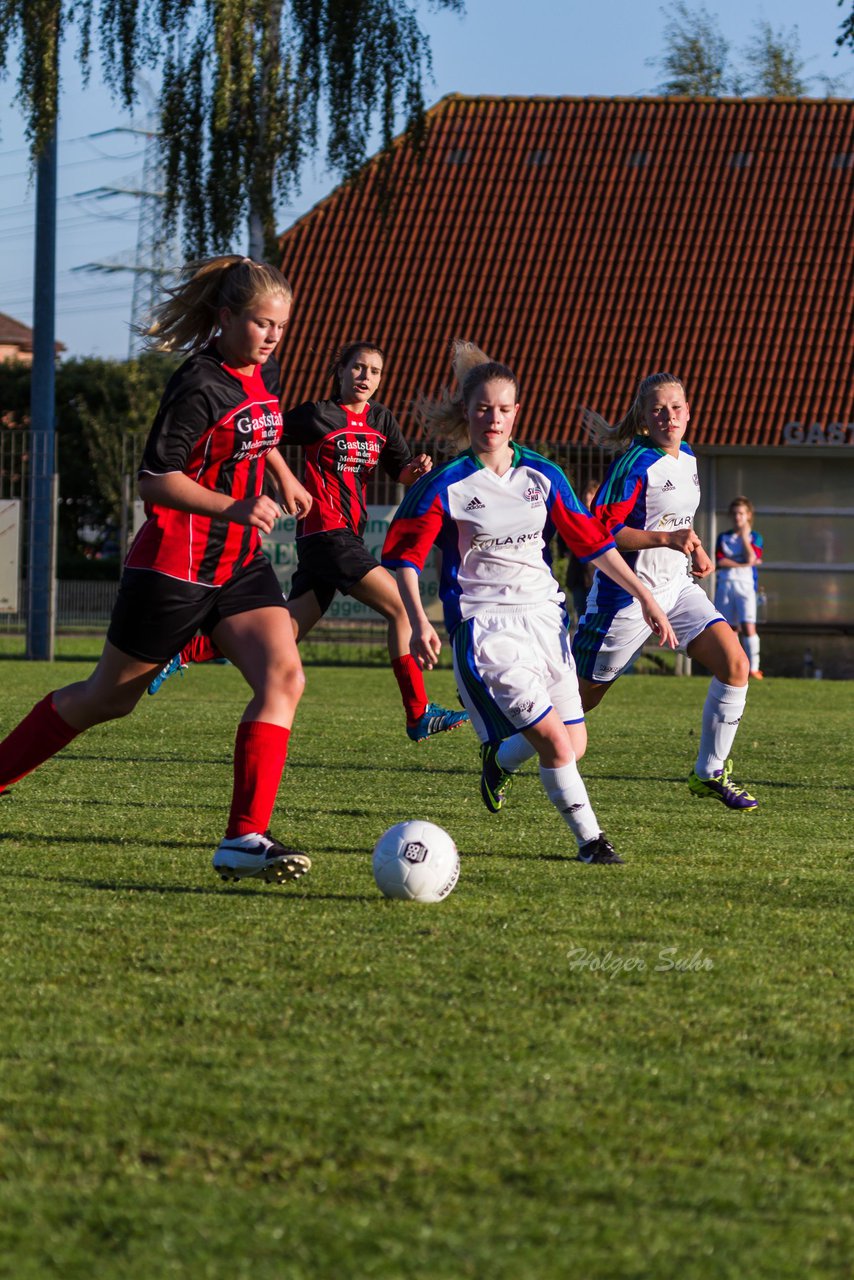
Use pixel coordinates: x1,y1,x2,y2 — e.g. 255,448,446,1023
715,574,757,626
452,600,584,744
573,577,724,684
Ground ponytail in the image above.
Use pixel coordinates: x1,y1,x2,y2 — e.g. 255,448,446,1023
142,256,292,353
416,338,502,448
581,372,685,453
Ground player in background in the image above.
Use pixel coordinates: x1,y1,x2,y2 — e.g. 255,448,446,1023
714,496,764,679
0,257,314,884
572,373,759,811
562,479,600,624
151,341,468,744
382,341,677,865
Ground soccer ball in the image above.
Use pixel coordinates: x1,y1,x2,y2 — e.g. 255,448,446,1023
372,820,460,903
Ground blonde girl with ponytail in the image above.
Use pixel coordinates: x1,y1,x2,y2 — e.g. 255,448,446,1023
573,372,760,811
0,256,316,884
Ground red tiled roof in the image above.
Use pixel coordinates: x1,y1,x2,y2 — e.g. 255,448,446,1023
0,311,34,350
278,95,854,447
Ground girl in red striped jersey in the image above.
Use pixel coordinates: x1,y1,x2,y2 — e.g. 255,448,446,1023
155,341,469,743
0,257,315,885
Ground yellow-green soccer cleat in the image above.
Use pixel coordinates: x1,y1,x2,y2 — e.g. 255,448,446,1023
688,759,758,811
480,741,516,813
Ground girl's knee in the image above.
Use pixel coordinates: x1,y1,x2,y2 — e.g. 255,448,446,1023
721,647,749,685
272,657,306,703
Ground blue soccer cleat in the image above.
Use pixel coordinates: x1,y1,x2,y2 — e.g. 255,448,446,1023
406,701,470,743
147,653,187,696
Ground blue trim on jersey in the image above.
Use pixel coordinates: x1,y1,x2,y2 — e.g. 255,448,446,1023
592,436,696,613
570,609,618,682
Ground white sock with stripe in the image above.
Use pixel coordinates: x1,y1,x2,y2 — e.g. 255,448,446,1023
539,762,600,849
695,678,748,777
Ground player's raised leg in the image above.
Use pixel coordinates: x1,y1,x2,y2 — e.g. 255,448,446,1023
209,607,311,882
350,566,469,742
0,641,161,792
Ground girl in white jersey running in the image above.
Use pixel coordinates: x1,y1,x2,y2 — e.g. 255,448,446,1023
382,342,677,865
572,372,758,811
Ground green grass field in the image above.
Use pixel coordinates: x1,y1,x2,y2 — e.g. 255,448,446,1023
0,648,851,1279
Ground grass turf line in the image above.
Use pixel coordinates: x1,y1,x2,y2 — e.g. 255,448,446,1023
0,657,852,1278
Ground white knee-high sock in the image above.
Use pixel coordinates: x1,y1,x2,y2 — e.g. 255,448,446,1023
496,733,538,773
539,762,600,848
745,634,760,670
696,678,748,776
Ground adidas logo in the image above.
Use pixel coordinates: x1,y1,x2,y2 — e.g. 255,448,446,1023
662,479,676,492
464,495,485,511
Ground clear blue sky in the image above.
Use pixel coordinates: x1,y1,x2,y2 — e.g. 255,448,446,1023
0,0,850,360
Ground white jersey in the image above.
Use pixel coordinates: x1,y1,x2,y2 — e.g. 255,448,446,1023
382,442,614,636
587,437,700,612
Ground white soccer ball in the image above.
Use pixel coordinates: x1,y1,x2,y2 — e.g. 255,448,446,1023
372,820,460,903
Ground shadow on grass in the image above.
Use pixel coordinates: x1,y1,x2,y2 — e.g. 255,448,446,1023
63,752,476,777
67,751,231,766
0,830,201,850
455,845,599,862
583,769,836,790
1,867,377,902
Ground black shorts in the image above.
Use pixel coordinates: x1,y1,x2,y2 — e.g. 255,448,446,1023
107,555,287,663
288,530,380,615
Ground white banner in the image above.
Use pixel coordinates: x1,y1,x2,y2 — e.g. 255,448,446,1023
0,499,21,612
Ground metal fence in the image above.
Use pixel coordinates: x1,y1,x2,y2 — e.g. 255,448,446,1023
0,578,410,665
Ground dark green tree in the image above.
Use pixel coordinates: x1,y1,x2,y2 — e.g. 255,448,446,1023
837,4,854,65
0,355,178,575
0,1,465,260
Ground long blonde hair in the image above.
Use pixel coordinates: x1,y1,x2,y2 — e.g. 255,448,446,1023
416,339,518,449
581,371,685,453
143,256,293,353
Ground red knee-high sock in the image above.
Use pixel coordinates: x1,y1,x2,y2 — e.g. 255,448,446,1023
0,693,81,790
183,634,222,665
392,654,428,725
226,721,291,838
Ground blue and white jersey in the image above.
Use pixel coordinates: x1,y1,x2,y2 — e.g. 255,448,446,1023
587,436,700,613
715,528,763,590
382,442,614,637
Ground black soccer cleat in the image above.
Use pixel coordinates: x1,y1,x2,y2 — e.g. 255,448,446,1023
576,833,625,865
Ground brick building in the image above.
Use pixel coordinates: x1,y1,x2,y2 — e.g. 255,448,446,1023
276,95,854,673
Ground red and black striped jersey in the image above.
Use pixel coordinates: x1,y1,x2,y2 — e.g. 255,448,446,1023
282,399,411,538
127,347,283,585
